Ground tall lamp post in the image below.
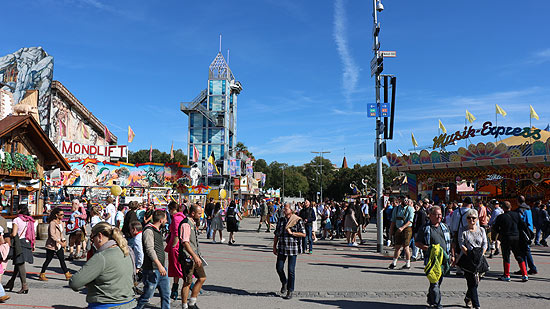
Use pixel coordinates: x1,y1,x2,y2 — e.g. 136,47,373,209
311,151,331,204
281,163,287,203
372,0,385,253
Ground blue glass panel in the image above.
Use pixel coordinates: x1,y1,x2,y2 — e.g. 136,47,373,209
209,80,213,95
222,80,226,95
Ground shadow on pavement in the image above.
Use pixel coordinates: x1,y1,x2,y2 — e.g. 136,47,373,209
202,284,278,297
51,306,84,309
300,299,431,308
361,266,427,277
309,263,368,270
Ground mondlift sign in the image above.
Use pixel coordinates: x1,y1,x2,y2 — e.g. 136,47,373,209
432,121,542,149
60,140,128,158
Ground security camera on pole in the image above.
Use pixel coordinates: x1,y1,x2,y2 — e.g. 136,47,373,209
370,0,397,253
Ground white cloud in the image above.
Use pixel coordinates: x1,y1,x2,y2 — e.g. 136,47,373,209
333,0,359,107
530,48,550,64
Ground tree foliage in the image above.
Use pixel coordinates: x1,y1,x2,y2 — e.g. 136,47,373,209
128,148,188,165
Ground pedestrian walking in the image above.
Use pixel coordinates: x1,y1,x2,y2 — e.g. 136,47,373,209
516,196,538,275
122,201,139,238
204,198,215,239
457,209,488,309
69,222,135,308
90,205,103,228
299,200,316,253
66,199,86,260
226,201,242,244
136,210,170,309
343,203,359,247
179,204,207,309
211,202,225,243
257,200,270,232
166,201,185,300
540,203,550,246
39,207,71,281
273,203,306,300
0,224,10,303
103,196,117,226
492,201,529,282
415,206,452,309
5,206,35,294
488,200,503,258
388,197,415,270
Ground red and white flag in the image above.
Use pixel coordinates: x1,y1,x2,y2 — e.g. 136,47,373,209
104,126,112,143
193,145,200,162
128,126,135,143
149,144,153,162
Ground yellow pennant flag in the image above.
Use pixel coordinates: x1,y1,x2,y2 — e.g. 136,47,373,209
438,120,447,133
466,110,476,123
530,105,539,120
411,133,418,147
495,104,507,117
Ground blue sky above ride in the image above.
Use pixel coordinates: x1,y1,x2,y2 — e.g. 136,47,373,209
1,0,549,166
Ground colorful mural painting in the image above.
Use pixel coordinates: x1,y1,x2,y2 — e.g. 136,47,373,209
56,158,191,188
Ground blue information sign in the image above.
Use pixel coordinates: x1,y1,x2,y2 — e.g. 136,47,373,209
367,103,391,118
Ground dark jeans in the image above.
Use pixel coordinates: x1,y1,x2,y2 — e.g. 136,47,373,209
524,245,537,272
464,272,479,308
427,277,443,308
276,254,297,292
41,248,68,274
136,269,170,309
304,225,313,252
206,219,213,239
534,226,542,245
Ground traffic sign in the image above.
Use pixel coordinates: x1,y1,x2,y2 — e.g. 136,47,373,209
367,103,391,118
378,51,397,58
380,103,390,117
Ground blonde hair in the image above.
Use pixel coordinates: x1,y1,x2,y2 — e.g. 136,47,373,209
91,222,129,256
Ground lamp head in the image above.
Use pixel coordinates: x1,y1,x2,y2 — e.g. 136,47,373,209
377,0,384,12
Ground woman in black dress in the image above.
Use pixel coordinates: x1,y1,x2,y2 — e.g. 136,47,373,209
226,201,242,245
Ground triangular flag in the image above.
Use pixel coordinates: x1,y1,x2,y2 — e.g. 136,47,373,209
193,145,200,162
438,120,447,133
81,123,89,139
545,124,550,131
411,133,418,147
495,104,507,117
530,105,539,120
128,126,135,143
149,144,153,162
170,141,174,159
104,126,112,143
466,110,476,123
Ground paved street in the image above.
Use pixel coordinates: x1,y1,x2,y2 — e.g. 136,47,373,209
2,217,550,308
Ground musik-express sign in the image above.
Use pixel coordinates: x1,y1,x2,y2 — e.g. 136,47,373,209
433,121,542,149
60,140,128,158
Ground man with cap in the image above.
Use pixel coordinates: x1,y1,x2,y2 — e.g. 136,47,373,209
488,200,504,258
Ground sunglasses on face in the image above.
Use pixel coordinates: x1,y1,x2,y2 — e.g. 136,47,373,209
467,217,477,220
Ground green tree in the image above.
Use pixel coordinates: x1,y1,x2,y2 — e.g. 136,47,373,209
302,156,335,201
128,149,188,165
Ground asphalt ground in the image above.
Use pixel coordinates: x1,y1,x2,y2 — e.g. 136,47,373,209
1,217,549,308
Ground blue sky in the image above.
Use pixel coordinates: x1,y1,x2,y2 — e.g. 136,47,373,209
2,0,550,167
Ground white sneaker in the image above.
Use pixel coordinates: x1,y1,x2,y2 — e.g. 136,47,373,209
221,238,226,243
352,242,359,247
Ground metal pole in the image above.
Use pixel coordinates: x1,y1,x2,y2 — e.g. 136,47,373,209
373,0,384,253
282,165,285,203
311,151,330,204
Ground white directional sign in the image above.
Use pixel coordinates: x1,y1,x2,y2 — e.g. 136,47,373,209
378,51,397,58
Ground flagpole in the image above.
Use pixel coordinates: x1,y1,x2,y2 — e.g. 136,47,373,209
465,118,467,147
126,132,129,163
495,110,498,143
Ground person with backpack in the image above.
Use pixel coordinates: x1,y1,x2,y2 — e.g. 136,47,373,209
226,201,242,245
388,196,415,270
136,210,170,309
415,206,452,309
516,196,538,275
179,204,207,309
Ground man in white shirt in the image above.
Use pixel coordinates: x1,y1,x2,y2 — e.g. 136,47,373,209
103,196,117,226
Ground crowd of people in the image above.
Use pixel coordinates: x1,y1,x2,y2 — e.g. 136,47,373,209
0,192,547,308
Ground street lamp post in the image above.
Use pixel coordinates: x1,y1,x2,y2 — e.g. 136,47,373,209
282,164,286,203
373,0,385,253
311,151,331,204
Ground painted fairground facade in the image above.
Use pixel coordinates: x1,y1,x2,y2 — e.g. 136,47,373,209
0,47,116,160
56,158,191,188
387,133,550,206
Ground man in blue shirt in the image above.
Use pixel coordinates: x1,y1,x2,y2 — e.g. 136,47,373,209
388,196,415,270
517,196,537,275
